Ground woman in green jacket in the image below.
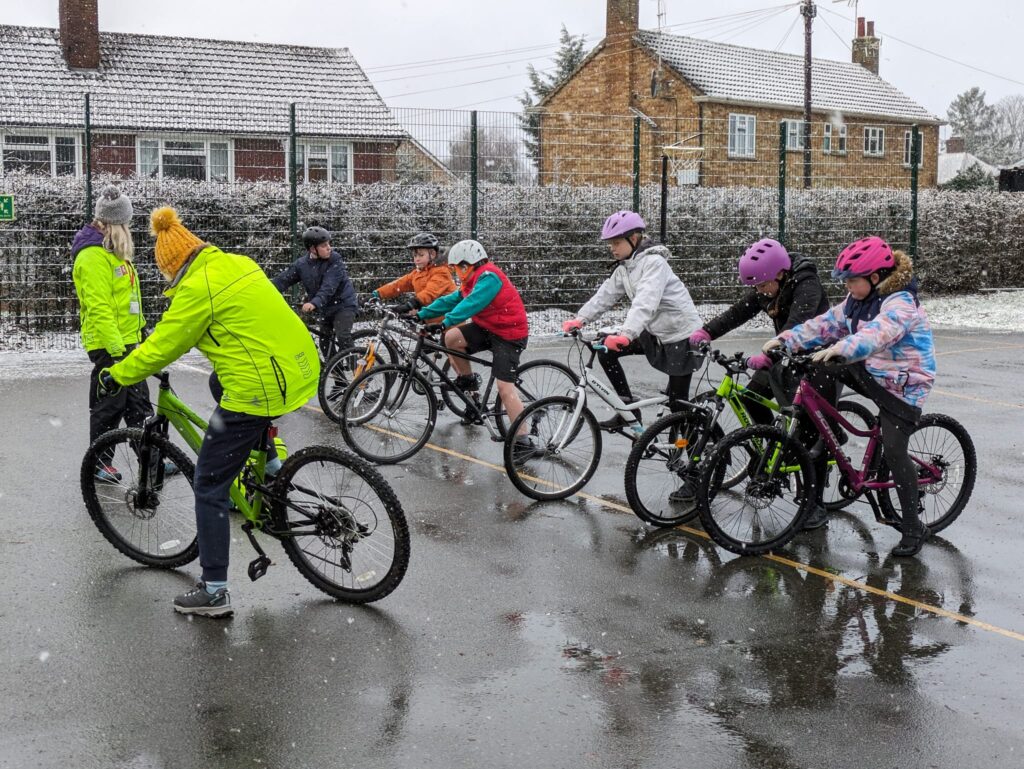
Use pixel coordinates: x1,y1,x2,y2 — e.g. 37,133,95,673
102,207,320,618
72,186,152,482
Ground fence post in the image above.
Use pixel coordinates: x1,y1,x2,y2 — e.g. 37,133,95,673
910,125,921,257
289,103,298,258
470,110,478,239
778,121,787,245
84,92,93,221
632,116,641,213
659,154,668,242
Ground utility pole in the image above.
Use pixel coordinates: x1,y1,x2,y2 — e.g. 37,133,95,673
801,0,816,189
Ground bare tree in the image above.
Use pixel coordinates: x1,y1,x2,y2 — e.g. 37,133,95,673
995,94,1024,165
448,126,524,184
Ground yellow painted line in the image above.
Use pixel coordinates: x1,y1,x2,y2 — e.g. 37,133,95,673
937,342,1024,357
302,403,1024,643
931,387,1024,410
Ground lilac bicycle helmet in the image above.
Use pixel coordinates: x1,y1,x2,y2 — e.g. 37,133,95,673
600,210,646,240
738,239,791,286
832,236,895,279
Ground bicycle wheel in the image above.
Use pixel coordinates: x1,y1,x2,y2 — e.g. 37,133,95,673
822,399,876,512
692,391,750,490
274,446,410,602
339,364,437,464
697,425,814,556
503,395,601,501
80,428,198,568
624,409,720,527
318,334,401,424
492,360,579,438
877,413,976,534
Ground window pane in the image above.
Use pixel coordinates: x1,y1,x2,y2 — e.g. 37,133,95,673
4,147,51,174
308,143,327,157
6,135,49,146
55,136,76,176
164,140,205,152
163,153,207,180
210,142,229,181
330,144,348,183
308,156,328,182
139,140,160,177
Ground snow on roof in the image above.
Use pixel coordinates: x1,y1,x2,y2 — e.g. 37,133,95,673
636,30,939,124
0,25,407,139
938,152,999,184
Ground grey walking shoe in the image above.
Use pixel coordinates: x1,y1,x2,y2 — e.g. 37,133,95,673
173,582,233,618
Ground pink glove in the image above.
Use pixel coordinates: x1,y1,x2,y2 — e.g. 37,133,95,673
604,334,631,352
562,318,584,334
689,329,712,346
746,353,773,370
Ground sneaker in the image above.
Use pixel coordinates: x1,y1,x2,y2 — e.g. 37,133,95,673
668,481,696,504
512,435,544,465
173,582,233,618
265,456,283,476
162,462,182,477
598,410,642,431
801,504,829,531
453,373,482,393
891,522,930,558
95,465,122,483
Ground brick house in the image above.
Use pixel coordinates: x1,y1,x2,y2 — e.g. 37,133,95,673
537,0,941,188
0,0,449,185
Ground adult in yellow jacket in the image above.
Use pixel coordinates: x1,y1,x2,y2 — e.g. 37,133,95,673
72,185,153,480
103,207,320,617
372,232,455,318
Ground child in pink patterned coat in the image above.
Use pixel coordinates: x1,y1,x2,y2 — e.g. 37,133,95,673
764,236,936,557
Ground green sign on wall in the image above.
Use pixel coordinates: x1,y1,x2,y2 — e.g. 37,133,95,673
0,195,13,222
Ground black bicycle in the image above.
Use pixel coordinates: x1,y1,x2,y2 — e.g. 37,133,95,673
338,319,578,464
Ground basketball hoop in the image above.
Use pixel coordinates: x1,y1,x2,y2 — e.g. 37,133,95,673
663,144,703,187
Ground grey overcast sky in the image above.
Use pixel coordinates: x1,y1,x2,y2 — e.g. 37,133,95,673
4,0,1022,131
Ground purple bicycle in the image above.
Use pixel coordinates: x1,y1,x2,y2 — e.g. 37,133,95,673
695,348,976,556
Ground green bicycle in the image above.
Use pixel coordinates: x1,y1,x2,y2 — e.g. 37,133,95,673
624,348,873,527
80,371,410,603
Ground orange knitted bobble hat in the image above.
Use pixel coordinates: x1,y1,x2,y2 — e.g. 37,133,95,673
151,207,204,280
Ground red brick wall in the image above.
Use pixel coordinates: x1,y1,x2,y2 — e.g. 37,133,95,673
91,133,136,176
234,138,286,181
354,141,398,184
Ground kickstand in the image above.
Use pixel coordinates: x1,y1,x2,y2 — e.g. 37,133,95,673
241,521,273,581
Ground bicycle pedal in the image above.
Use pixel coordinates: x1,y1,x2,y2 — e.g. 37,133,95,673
247,555,273,582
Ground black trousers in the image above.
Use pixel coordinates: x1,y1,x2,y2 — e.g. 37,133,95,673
321,309,356,357
598,338,692,410
88,346,153,460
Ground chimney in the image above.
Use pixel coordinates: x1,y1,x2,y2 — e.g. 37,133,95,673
852,17,880,75
946,137,966,154
59,0,101,70
606,0,639,43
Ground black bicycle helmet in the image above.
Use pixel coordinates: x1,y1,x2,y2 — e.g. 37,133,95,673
302,226,331,249
406,232,440,251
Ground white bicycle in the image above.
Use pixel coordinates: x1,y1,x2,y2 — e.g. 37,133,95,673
503,328,700,500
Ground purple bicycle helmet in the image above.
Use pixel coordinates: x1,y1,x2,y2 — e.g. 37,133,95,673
738,239,791,286
600,210,646,240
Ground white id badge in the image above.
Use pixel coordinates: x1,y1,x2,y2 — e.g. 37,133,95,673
129,301,140,315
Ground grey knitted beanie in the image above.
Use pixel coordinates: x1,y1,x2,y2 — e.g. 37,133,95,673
95,185,133,225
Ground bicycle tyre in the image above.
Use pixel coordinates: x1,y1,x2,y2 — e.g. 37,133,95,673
318,334,401,424
624,409,721,527
822,399,876,512
339,364,437,464
492,359,579,438
275,445,410,602
503,395,602,501
81,428,198,568
876,413,976,534
438,358,471,418
697,424,814,556
692,390,750,490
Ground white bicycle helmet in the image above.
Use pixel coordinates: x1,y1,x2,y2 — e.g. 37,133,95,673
447,239,488,266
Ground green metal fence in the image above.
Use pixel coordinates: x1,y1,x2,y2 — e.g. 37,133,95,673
0,96,935,349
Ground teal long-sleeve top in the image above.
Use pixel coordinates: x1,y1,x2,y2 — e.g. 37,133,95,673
417,272,502,327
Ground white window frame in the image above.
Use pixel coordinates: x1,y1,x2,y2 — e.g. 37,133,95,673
291,140,354,185
782,119,807,151
863,126,885,158
728,114,757,159
135,134,235,182
823,123,847,155
0,130,82,178
903,130,924,168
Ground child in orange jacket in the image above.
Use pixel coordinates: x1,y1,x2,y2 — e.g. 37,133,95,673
373,233,455,313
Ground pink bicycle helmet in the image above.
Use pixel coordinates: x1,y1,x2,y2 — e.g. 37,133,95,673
832,236,895,279
738,239,791,286
601,210,646,240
